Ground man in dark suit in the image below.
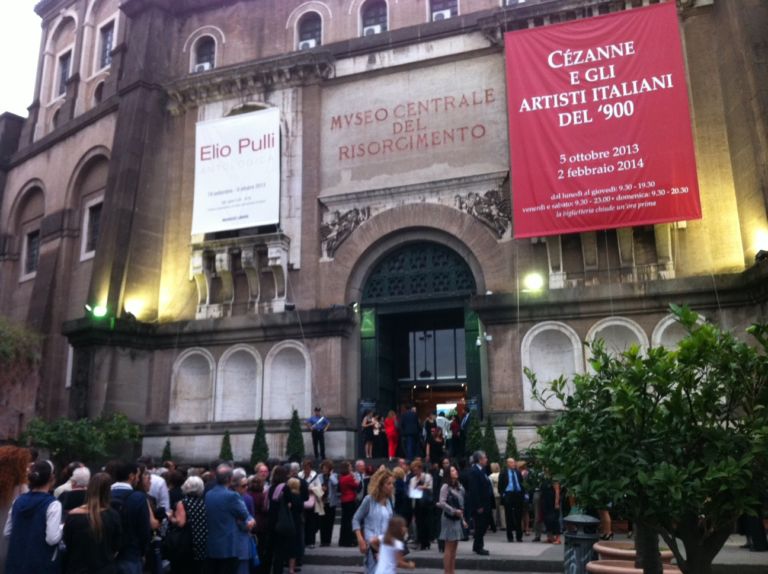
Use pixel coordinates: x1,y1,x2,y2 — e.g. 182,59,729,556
400,405,420,460
466,450,493,555
498,457,526,542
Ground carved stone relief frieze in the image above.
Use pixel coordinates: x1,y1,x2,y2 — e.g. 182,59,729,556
319,171,510,260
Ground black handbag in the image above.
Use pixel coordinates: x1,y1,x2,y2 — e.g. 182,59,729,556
275,495,295,537
443,491,462,521
162,524,193,561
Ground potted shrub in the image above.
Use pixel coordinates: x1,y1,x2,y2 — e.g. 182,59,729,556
529,305,768,574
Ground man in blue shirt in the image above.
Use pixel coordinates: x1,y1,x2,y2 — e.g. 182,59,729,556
307,406,331,459
205,464,255,574
497,457,526,542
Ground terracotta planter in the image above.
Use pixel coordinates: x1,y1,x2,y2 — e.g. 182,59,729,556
587,560,681,574
593,540,674,563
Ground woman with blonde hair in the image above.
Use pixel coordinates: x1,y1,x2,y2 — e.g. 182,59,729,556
352,467,395,574
62,472,122,574
408,460,434,550
488,462,505,531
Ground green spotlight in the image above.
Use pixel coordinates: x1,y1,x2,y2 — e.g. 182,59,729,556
92,305,108,318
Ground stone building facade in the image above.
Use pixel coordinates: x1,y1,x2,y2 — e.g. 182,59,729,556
1,0,767,460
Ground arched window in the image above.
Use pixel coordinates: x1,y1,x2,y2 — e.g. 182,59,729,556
521,322,582,411
215,346,263,422
297,12,322,50
193,36,216,72
169,349,214,423
430,0,458,21
586,317,649,361
14,185,45,282
361,0,387,36
264,341,311,420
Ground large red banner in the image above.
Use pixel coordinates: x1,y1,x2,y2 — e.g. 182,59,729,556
505,2,701,238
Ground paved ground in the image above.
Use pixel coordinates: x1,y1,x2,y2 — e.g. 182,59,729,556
302,525,768,573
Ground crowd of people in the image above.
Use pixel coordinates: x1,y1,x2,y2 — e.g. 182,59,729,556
1,404,765,574
0,437,563,574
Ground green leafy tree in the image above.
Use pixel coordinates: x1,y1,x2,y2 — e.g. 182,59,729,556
22,413,141,467
483,416,501,464
250,418,269,466
219,430,234,461
465,412,484,455
161,439,172,462
286,409,305,461
504,419,519,460
528,305,768,574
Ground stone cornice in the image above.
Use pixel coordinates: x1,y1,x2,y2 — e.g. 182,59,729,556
478,0,715,47
165,50,335,115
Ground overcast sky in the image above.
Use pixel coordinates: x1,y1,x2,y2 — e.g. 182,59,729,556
0,1,43,117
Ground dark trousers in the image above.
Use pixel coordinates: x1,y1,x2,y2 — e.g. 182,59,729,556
304,508,318,547
404,434,418,460
339,501,357,546
472,510,489,552
312,430,325,459
414,500,432,548
319,504,336,545
205,558,239,574
503,492,524,541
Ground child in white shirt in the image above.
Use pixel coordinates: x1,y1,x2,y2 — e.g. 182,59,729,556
374,516,415,573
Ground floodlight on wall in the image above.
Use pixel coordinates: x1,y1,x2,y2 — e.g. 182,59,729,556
755,250,768,264
285,302,296,311
522,272,545,292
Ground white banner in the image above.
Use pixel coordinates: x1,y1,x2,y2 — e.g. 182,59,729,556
192,107,281,235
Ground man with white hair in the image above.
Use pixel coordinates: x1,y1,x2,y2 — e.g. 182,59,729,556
137,455,170,514
58,466,91,515
205,464,255,573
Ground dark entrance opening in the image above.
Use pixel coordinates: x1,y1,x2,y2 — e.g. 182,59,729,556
360,241,481,424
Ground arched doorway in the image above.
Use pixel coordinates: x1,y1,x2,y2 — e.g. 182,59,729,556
360,241,481,422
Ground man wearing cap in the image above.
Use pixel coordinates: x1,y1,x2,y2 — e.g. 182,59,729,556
307,406,330,459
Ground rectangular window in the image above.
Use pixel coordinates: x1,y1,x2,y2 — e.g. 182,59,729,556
99,22,114,69
25,230,40,275
85,202,102,253
58,51,72,96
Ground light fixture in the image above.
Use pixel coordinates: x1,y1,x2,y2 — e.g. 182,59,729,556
523,272,545,292
756,250,768,263
475,336,482,347
92,305,108,318
284,302,296,311
84,304,93,313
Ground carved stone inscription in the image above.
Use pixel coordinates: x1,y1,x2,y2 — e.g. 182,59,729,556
320,55,509,196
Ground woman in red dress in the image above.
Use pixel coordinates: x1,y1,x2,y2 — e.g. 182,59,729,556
384,410,399,460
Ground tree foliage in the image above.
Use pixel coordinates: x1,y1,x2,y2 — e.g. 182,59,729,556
250,418,269,466
483,416,501,464
465,412,484,455
286,409,305,461
528,305,768,574
22,413,141,467
161,439,172,462
504,419,519,460
219,430,234,461
0,316,41,391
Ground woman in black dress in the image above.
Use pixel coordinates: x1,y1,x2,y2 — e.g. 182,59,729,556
63,472,122,574
540,473,561,544
167,476,208,574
